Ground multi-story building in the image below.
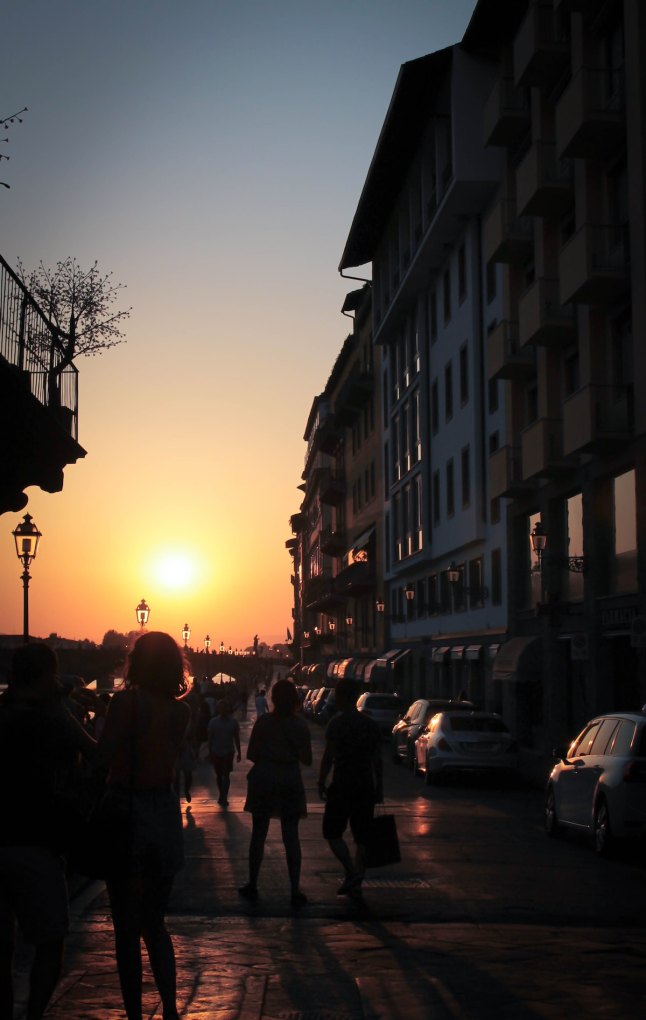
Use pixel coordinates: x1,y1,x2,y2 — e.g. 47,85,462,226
0,254,86,515
339,44,509,708
467,0,646,777
287,285,385,684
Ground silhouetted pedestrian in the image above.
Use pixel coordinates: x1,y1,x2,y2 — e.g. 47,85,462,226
318,678,383,897
207,698,241,807
0,643,97,1020
239,679,311,907
97,631,190,1020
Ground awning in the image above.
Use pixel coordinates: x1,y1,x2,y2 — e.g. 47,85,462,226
327,660,342,678
336,657,358,678
465,645,482,661
487,644,500,661
432,646,451,663
376,648,410,669
362,659,379,681
450,646,465,660
352,659,372,681
492,637,540,681
350,526,375,554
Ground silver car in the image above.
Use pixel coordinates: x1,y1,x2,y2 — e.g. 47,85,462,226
356,691,404,736
545,711,646,856
415,710,518,784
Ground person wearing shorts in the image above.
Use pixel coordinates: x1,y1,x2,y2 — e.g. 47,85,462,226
318,678,383,897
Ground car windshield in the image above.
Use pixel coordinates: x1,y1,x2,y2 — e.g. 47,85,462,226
447,716,508,733
366,696,401,710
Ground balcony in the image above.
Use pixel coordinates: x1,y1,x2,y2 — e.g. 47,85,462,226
487,320,535,381
514,3,570,89
302,575,343,611
555,66,625,159
559,223,629,305
490,444,535,499
483,197,534,265
516,141,573,217
315,411,341,456
521,417,568,479
320,526,346,556
518,277,576,347
563,383,633,455
483,76,531,148
318,467,346,506
334,365,374,426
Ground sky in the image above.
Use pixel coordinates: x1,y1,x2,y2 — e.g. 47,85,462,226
0,0,477,649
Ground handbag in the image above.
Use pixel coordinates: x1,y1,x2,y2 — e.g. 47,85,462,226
364,808,401,868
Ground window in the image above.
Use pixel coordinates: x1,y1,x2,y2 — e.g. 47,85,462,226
589,719,620,756
413,474,422,551
459,344,469,405
413,390,421,462
613,469,637,593
446,459,455,518
491,548,502,605
431,379,439,434
445,362,453,421
430,290,438,342
564,345,579,396
468,558,484,608
490,497,500,525
433,470,441,526
428,574,439,613
458,243,466,303
488,378,499,414
527,384,538,425
461,446,471,508
443,269,451,324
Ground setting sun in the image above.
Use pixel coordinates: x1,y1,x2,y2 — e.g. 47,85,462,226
152,552,198,591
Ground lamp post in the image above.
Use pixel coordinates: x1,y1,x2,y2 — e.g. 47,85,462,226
136,598,150,629
219,640,224,655
204,634,211,654
530,521,586,573
12,513,41,643
448,561,489,606
182,623,190,649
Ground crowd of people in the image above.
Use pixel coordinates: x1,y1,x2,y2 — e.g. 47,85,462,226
0,634,383,1020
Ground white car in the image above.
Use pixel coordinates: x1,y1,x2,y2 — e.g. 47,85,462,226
356,691,404,736
545,711,646,856
415,710,518,784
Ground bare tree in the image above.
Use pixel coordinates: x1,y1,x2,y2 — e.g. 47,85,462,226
17,256,131,403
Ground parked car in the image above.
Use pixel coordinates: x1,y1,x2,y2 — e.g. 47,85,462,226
415,710,518,784
302,688,320,718
356,691,404,736
545,710,646,856
318,688,337,725
311,687,333,722
391,698,476,769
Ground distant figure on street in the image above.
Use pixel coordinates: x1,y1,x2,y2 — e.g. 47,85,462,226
0,642,97,1020
318,678,383,897
97,631,190,1020
207,698,241,807
240,679,312,907
254,688,269,716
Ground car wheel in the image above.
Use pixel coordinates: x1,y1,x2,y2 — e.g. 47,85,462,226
594,798,614,857
544,785,560,837
424,766,436,786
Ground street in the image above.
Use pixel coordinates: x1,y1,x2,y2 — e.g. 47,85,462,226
20,702,646,1019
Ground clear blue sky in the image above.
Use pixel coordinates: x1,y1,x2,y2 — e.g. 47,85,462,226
0,0,478,646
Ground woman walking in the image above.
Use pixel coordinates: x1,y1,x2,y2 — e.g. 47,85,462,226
239,679,311,907
98,631,190,1020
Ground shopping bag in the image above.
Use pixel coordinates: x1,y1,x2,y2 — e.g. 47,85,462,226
364,811,401,868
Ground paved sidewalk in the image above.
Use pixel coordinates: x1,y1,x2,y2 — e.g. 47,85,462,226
14,705,646,1019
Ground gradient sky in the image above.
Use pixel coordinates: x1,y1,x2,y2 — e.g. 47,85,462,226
1,0,477,649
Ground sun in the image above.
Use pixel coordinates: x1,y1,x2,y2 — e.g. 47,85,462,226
153,551,197,591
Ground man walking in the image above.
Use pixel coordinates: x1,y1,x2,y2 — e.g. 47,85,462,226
318,678,383,896
207,698,241,807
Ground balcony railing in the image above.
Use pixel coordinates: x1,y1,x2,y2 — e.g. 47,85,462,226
483,76,531,147
559,223,630,305
556,66,625,159
0,254,79,438
487,319,535,380
563,383,633,455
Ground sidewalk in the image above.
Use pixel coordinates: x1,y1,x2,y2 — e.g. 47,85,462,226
15,703,646,1019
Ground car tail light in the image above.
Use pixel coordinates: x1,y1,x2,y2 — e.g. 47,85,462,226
623,760,646,782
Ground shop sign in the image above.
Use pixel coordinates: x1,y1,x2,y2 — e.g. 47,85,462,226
600,606,637,632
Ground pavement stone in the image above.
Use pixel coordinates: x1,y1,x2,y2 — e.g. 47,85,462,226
13,703,646,1019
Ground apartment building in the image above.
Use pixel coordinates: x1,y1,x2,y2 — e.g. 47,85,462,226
287,285,386,685
339,45,509,708
468,0,646,773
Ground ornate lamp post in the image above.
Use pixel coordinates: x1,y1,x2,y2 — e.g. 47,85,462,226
136,598,150,629
219,640,224,655
182,623,191,649
204,634,211,654
12,513,42,643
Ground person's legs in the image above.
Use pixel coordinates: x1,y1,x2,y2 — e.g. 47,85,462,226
26,940,64,1020
220,765,232,806
323,791,362,893
280,816,303,899
239,814,270,897
140,873,178,1020
107,874,144,1020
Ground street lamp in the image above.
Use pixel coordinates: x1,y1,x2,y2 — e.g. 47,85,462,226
136,598,150,629
219,640,224,655
204,634,211,653
530,521,586,573
182,623,190,649
448,561,489,603
12,513,41,643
